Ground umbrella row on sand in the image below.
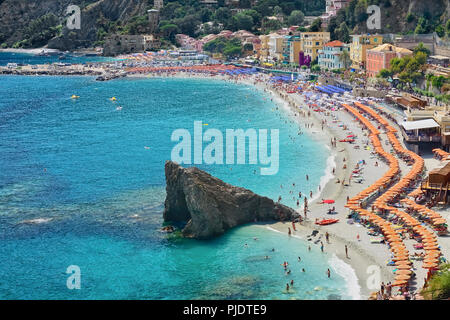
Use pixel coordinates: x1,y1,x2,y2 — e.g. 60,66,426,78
341,104,399,208
342,101,445,288
351,102,444,278
340,103,413,287
432,148,450,161
401,198,448,229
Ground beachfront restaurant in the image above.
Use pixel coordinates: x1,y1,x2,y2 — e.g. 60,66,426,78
399,119,441,152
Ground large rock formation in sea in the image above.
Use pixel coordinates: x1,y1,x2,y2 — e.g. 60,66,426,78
163,161,299,239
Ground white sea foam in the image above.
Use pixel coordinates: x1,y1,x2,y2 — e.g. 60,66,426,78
264,226,304,240
20,218,52,224
309,151,336,204
329,253,361,300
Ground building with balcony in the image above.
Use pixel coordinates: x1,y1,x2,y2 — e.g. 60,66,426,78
366,43,412,77
268,34,285,62
401,106,450,152
318,40,349,70
258,34,270,62
350,34,383,70
103,34,160,56
300,32,331,62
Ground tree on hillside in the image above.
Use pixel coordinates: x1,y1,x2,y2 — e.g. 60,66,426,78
336,22,351,43
413,42,431,57
309,18,322,32
230,13,254,31
262,17,282,33
160,24,179,44
175,15,200,37
213,7,232,24
288,10,305,26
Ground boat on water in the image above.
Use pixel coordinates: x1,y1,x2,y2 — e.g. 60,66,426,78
315,218,339,226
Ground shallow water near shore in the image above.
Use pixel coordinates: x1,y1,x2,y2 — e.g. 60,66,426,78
0,75,356,299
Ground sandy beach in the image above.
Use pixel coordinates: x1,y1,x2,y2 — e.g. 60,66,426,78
131,70,450,300
128,71,402,299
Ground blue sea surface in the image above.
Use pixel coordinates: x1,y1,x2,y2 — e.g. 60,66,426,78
0,52,115,66
0,75,353,299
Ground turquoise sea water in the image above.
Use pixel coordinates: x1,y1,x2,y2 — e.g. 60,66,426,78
0,75,355,299
0,52,115,66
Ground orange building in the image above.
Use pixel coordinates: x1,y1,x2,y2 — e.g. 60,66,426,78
366,44,412,77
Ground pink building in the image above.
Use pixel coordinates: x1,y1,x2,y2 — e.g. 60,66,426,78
320,0,351,28
366,44,412,77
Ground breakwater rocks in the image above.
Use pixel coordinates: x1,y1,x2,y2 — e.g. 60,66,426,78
163,161,299,239
0,65,127,81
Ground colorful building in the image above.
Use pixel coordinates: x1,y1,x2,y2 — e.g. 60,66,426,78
258,34,270,62
349,34,383,70
318,40,349,70
366,43,412,77
300,32,331,62
268,34,284,62
320,0,351,29
289,37,302,65
282,35,302,64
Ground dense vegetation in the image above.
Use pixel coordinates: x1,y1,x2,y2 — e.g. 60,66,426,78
327,0,449,42
377,43,430,86
11,14,62,48
156,0,325,40
1,0,448,49
203,36,243,58
421,264,450,300
377,43,449,103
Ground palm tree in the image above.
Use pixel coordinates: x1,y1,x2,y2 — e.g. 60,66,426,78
339,49,351,70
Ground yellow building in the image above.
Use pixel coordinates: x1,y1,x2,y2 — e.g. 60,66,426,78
289,39,302,64
258,34,270,62
349,34,383,70
268,34,285,62
300,32,331,61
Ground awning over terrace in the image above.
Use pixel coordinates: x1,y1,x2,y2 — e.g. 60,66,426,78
400,119,440,131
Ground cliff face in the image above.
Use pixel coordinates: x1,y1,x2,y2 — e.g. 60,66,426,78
163,161,299,239
0,0,148,50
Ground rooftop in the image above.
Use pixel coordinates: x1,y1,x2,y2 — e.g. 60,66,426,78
369,43,412,54
324,40,346,47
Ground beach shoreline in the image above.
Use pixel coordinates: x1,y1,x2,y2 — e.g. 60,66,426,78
2,70,399,299
127,71,394,299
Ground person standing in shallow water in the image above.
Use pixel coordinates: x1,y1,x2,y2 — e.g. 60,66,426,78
327,269,331,278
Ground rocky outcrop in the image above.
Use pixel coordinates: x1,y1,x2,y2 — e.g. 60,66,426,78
163,161,299,239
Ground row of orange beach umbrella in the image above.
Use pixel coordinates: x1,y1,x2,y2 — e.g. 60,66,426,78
401,198,448,228
341,104,399,208
432,148,450,161
352,102,442,274
340,103,413,286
